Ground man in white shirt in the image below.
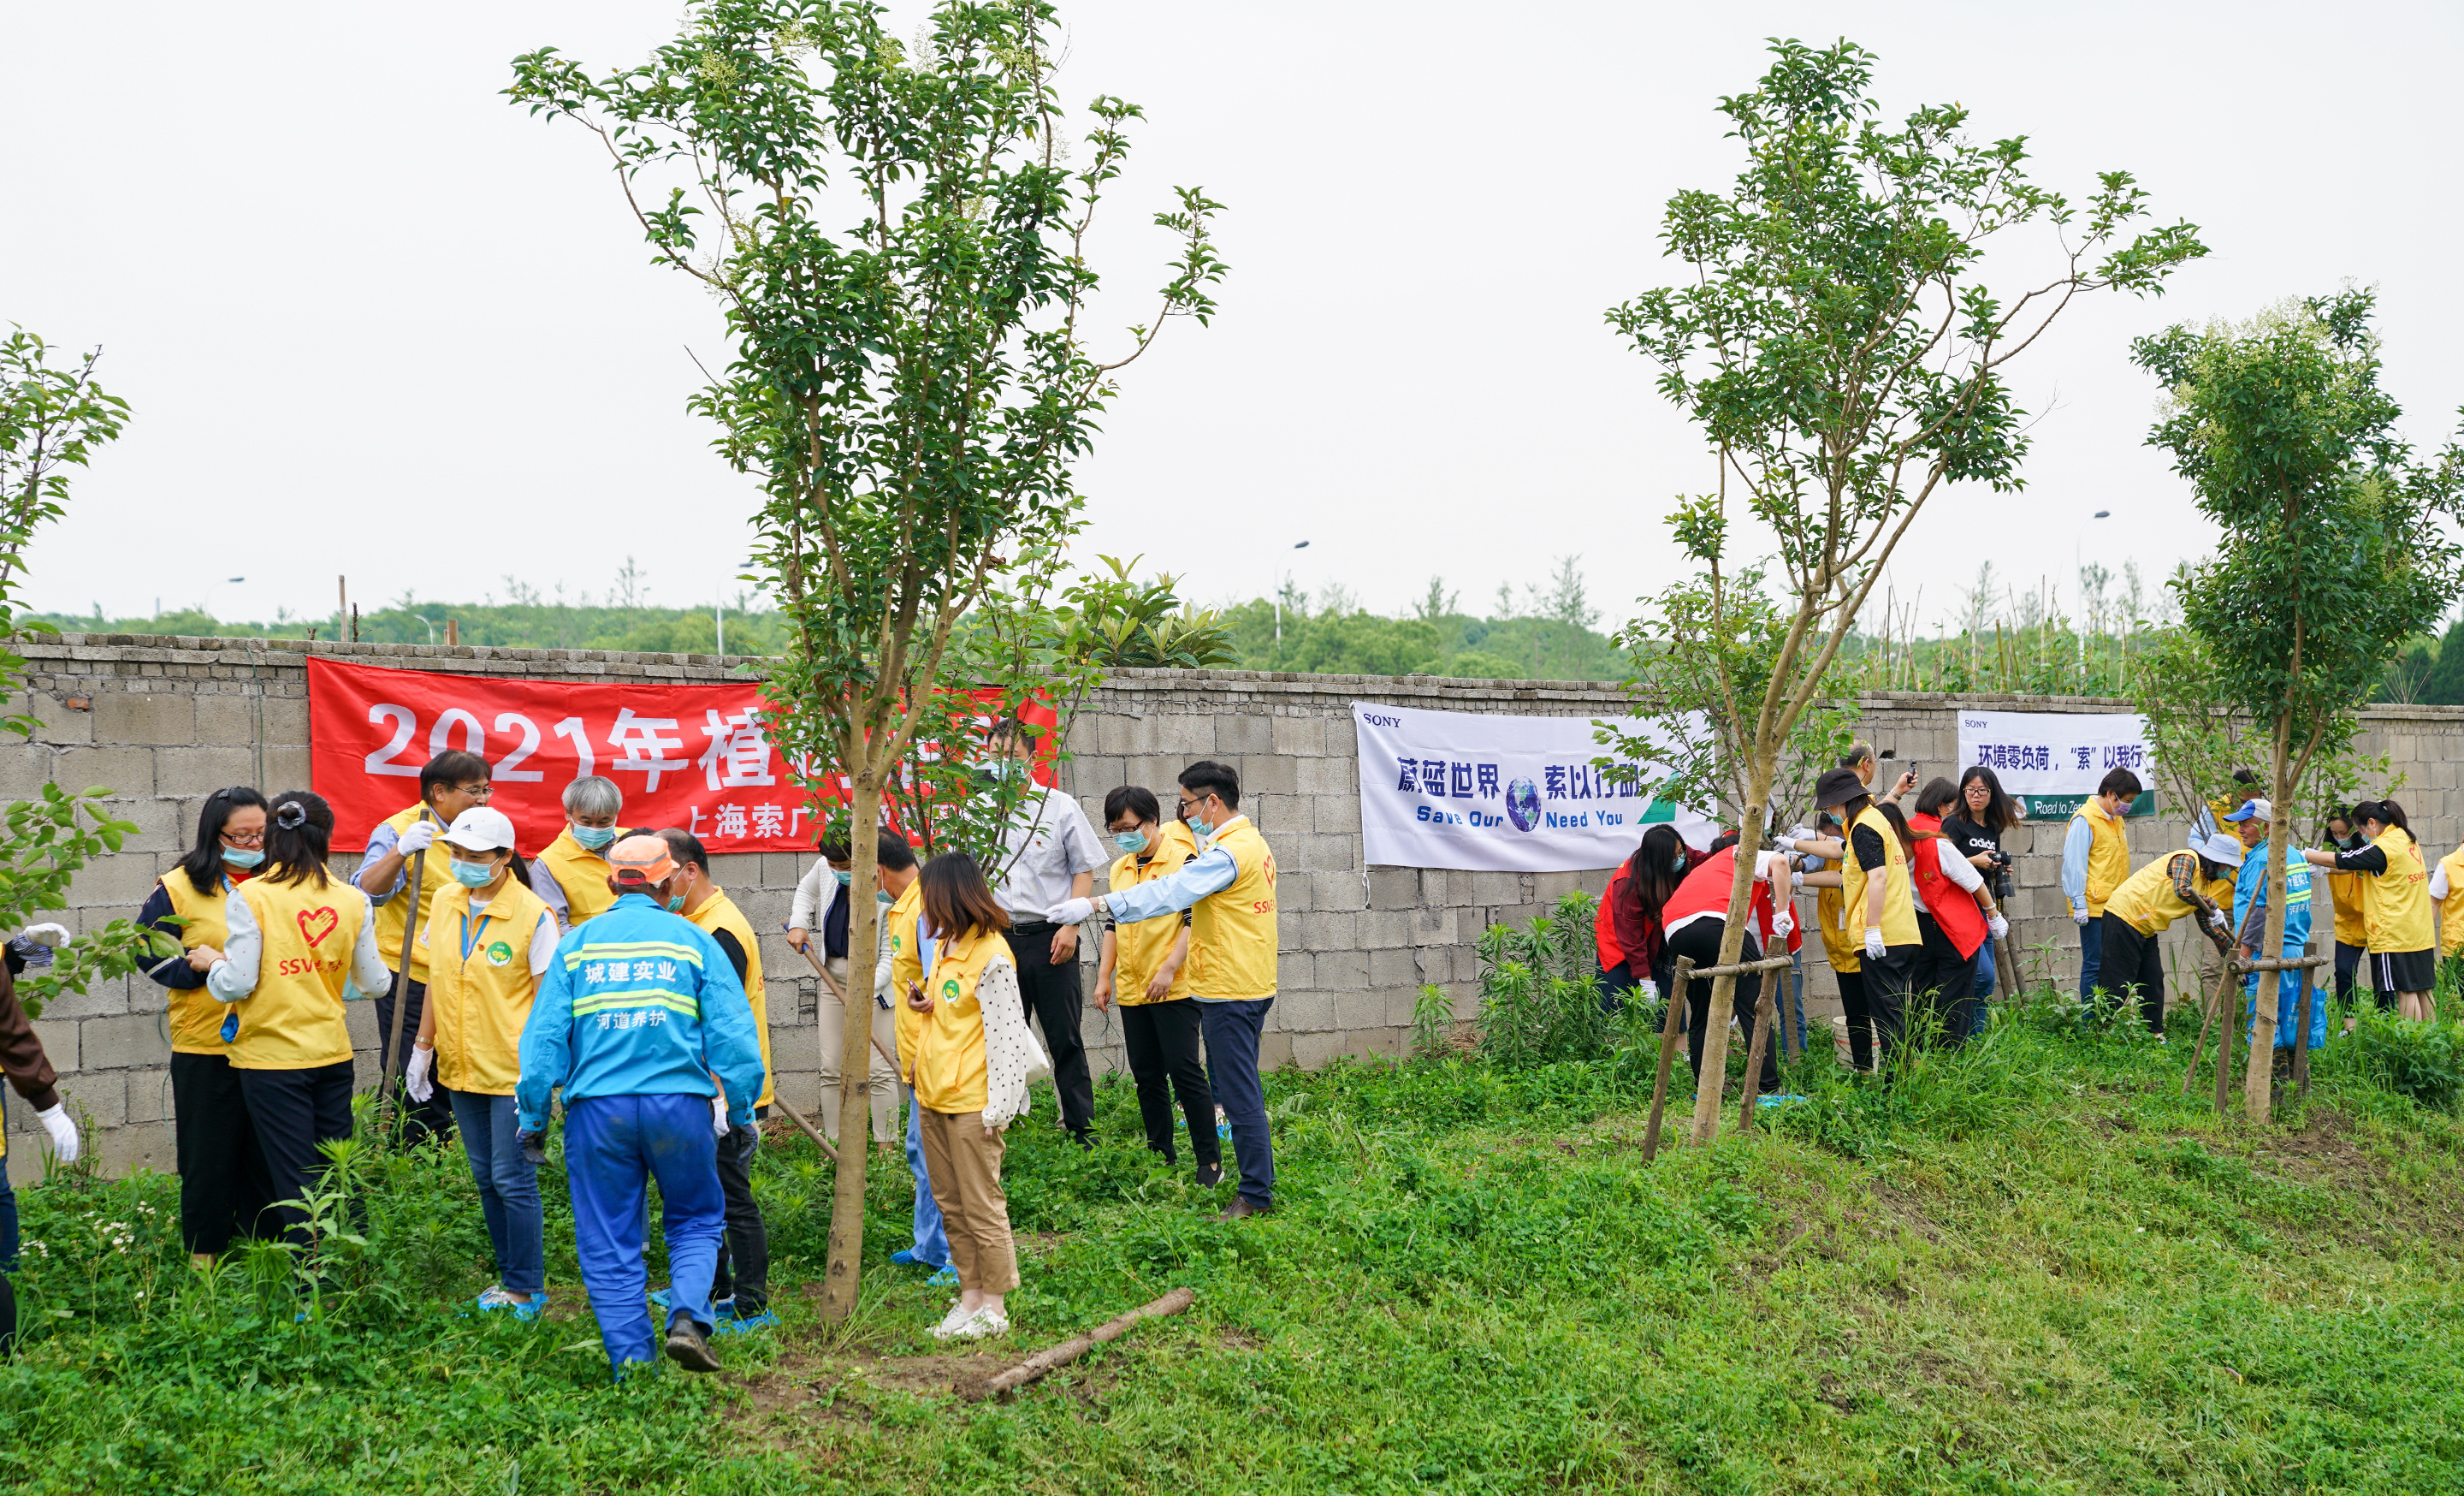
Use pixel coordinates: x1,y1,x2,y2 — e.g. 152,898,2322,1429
984,716,1106,1147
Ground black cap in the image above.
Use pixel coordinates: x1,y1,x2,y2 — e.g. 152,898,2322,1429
1813,767,1866,810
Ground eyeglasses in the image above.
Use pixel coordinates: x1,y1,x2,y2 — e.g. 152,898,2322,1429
220,829,265,848
455,783,494,800
1176,795,1211,820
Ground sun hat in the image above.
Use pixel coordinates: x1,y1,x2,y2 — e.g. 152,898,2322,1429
1813,768,1866,810
2191,830,2245,867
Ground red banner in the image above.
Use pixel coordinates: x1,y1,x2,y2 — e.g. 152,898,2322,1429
306,657,1056,856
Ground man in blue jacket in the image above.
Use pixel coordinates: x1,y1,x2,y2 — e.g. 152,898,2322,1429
2225,799,2322,1060
517,835,766,1377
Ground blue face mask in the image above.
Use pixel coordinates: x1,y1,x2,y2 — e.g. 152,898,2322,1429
1113,831,1146,854
877,889,896,905
835,870,853,888
222,846,265,869
450,858,498,889
572,823,617,851
665,894,686,913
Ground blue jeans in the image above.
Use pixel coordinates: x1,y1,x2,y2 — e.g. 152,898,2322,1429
905,1089,951,1268
2076,917,2103,1006
564,1093,726,1372
446,1089,545,1297
1968,936,1999,1038
1199,999,1275,1208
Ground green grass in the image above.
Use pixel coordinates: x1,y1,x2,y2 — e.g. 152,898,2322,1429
5,988,2462,1494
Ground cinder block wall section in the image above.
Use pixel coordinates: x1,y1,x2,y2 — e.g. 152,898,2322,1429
8,635,2464,1173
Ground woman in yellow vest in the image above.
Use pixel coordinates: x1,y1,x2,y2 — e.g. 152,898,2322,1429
198,792,394,1250
1092,786,1219,1180
2060,769,2141,1008
1778,769,1921,1069
351,748,493,1144
2320,808,2381,1013
403,807,558,1319
897,852,1039,1342
651,827,779,1331
2431,836,2464,996
2306,799,2437,1021
2099,832,2241,1036
135,787,277,1266
529,775,630,932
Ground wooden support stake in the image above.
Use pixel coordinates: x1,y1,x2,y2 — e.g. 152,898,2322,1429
2181,966,2220,1098
2211,959,2238,1119
791,938,903,1073
967,1286,1196,1400
770,1095,839,1165
1641,957,1693,1163
2292,958,2317,1101
1737,976,1778,1135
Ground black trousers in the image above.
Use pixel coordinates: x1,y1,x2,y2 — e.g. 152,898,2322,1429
2096,913,2168,1035
170,1051,276,1256
235,1060,356,1250
1835,970,1873,1071
1856,942,1919,1070
710,1110,769,1314
1119,999,1217,1166
1006,923,1093,1135
373,975,455,1144
2333,940,2390,1012
1913,915,1980,1051
1667,920,1779,1095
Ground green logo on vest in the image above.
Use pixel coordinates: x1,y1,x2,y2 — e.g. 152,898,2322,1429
487,941,515,967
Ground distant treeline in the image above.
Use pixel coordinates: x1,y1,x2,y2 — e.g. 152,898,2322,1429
24,602,790,658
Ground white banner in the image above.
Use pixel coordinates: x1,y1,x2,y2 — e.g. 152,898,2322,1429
1954,707,2157,819
1353,703,1717,872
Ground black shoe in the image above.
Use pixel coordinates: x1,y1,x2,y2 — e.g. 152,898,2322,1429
664,1311,720,1373
1217,1196,1273,1220
1071,1130,1096,1152
1194,1162,1223,1188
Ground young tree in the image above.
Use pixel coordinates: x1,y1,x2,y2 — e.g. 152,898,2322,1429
510,0,1224,1320
2132,290,2464,1120
1603,39,2204,1141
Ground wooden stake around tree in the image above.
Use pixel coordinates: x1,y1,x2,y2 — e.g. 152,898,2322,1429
1641,957,1694,1163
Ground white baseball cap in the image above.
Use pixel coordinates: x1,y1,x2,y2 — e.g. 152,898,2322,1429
2223,798,2272,823
440,806,519,852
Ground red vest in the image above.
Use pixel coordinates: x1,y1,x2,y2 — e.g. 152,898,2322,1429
1909,812,1987,959
1596,867,1629,969
1661,847,1801,955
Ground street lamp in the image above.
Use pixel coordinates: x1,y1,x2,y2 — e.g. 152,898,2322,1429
1274,539,1310,643
200,576,246,622
2075,511,2110,678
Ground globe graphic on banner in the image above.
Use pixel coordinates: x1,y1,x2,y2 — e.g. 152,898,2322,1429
1503,777,1543,832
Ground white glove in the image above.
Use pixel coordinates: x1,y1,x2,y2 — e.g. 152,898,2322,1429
1783,824,1814,847
21,922,69,948
2206,910,2228,932
405,1044,435,1103
397,819,438,855
2072,909,2090,926
1769,907,1795,942
1790,870,1805,889
35,1102,79,1165
1048,896,1096,926
1987,912,2009,940
1637,979,1659,1003
711,1096,730,1137
1863,928,1886,960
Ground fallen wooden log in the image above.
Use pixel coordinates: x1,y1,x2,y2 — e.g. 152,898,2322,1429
965,1286,1197,1400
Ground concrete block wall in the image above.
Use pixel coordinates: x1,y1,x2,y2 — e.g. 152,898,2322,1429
8,636,2463,1172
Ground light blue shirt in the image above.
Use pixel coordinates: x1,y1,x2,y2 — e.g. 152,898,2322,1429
2231,838,2313,955
2059,810,2099,916
1102,845,1239,926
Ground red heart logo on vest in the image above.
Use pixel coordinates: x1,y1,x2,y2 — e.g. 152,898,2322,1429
298,906,339,947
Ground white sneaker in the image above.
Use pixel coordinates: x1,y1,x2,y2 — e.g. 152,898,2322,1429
949,1308,1010,1341
930,1301,976,1339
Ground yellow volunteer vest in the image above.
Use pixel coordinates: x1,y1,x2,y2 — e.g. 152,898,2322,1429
1187,816,1278,1000
2360,828,2433,954
2104,853,2233,936
2070,802,2131,916
2328,869,2366,947
889,882,927,1078
684,888,773,1108
908,924,1009,1114
539,825,630,926
1815,879,1860,975
1839,805,1920,948
418,876,552,1095
2439,846,2464,958
159,870,246,1054
370,804,452,984
1109,822,1199,1005
229,875,368,1070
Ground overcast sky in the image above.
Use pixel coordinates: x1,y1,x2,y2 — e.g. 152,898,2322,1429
7,2,2461,637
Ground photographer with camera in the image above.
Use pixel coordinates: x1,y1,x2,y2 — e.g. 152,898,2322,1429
1941,766,2023,1036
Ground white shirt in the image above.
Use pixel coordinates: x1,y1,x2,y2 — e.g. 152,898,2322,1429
791,856,844,931
208,883,396,1002
990,785,1105,922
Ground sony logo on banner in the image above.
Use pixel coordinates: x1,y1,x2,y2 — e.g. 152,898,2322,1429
1360,712,1402,727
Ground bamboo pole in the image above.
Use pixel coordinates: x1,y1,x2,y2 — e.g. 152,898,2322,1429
1640,957,1693,1163
968,1287,1197,1400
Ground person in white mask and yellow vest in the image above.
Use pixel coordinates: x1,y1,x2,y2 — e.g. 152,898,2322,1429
1778,769,1922,1072
530,775,630,932
404,807,559,1319
1092,786,1217,1181
1051,761,1279,1218
2306,798,2437,1022
135,787,276,1266
199,792,395,1252
352,750,493,1143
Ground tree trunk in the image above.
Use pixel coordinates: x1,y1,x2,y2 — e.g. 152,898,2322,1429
1687,776,1768,1148
820,766,883,1322
2243,720,2294,1123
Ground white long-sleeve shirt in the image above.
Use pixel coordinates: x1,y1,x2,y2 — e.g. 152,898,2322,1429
790,857,843,932
207,884,395,1002
1910,839,1986,915
973,956,1037,1128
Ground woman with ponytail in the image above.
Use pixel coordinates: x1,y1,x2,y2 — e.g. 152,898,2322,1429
195,792,394,1248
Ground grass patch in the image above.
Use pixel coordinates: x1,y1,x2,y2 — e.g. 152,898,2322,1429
5,988,2462,1493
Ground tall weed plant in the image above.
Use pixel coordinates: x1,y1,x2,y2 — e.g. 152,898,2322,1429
1476,892,1611,1068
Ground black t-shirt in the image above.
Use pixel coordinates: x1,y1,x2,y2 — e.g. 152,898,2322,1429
1939,811,2002,866
1851,824,1887,872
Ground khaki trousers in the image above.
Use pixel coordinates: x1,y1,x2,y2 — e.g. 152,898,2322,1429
916,1107,1018,1294
816,957,898,1145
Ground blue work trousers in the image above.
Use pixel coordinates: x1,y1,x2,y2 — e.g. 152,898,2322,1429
446,1089,545,1297
565,1093,726,1373
1200,998,1276,1209
905,1089,951,1268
